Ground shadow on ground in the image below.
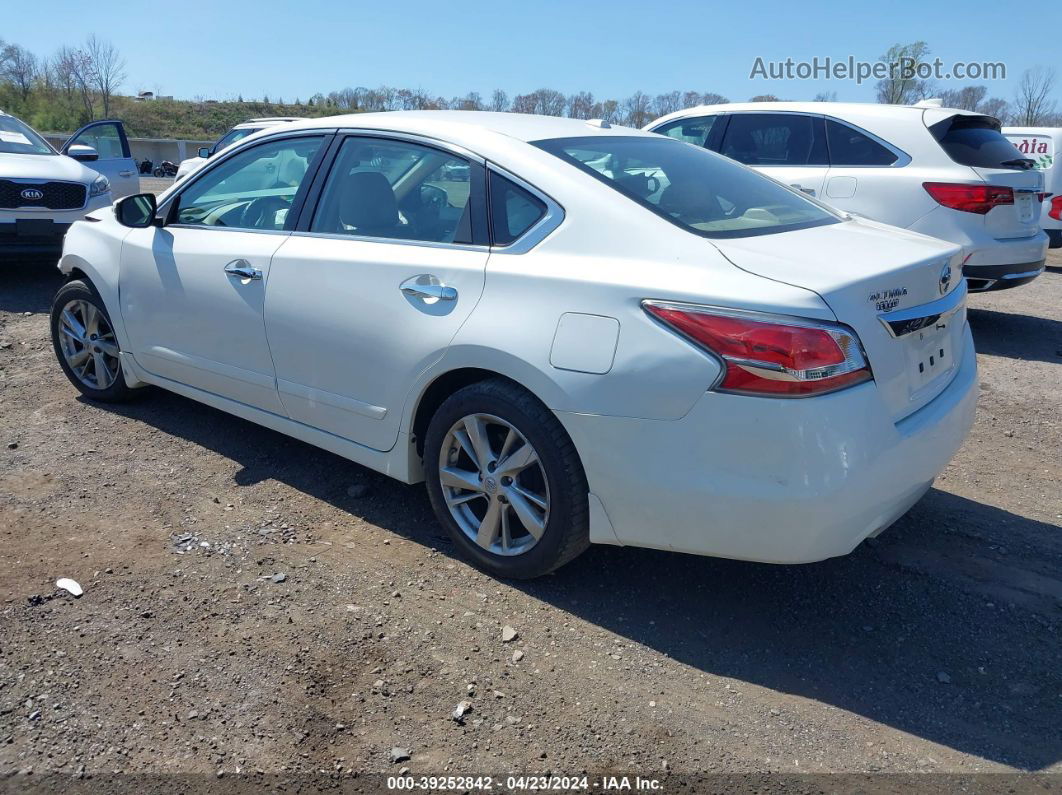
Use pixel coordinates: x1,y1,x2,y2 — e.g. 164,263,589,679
92,388,1062,771
0,258,63,315
969,307,1062,364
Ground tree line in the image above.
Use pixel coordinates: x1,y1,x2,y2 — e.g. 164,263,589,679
1,36,1058,140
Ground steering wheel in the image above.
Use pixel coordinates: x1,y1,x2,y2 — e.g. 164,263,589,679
240,195,290,230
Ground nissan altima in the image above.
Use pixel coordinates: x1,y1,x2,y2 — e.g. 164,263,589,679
49,111,977,579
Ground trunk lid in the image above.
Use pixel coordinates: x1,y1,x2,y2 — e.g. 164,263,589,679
710,217,967,421
970,165,1045,240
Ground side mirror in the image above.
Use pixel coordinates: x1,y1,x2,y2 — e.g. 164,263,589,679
198,147,211,158
115,193,158,228
67,144,99,162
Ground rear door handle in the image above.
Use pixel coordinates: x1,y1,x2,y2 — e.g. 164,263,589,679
224,259,262,280
791,184,816,196
119,170,135,177
400,276,457,301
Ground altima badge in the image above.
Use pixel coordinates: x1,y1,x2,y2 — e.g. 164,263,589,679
867,286,908,313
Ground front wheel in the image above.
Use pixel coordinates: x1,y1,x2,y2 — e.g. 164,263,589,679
424,379,590,579
50,280,141,402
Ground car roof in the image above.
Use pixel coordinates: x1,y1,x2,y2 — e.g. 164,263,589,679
280,110,653,143
650,101,985,127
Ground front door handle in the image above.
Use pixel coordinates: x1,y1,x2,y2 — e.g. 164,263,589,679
224,260,262,280
791,184,816,196
119,170,135,177
400,276,457,302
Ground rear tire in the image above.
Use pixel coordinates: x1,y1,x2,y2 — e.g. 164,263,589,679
50,280,142,403
424,378,590,579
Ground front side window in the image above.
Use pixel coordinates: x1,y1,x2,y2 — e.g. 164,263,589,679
310,136,478,244
0,114,54,156
825,119,898,166
489,172,546,245
653,115,720,147
176,135,324,230
534,135,839,239
720,113,828,166
68,122,127,160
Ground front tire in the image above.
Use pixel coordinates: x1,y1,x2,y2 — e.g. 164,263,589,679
424,379,590,579
50,280,140,402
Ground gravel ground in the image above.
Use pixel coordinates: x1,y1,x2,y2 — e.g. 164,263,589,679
0,247,1059,789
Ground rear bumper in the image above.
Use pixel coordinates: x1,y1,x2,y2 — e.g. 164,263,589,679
0,221,72,257
557,325,978,564
962,259,1045,292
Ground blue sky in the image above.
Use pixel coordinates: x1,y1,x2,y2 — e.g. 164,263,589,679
4,0,1056,106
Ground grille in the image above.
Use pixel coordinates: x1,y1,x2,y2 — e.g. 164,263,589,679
0,180,87,210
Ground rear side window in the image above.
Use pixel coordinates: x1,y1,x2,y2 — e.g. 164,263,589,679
930,115,1034,170
720,113,828,166
825,119,898,166
489,172,546,245
533,135,838,239
653,116,720,147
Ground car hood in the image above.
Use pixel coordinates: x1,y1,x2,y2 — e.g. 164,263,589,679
0,152,99,184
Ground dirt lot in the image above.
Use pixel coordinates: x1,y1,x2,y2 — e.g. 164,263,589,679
0,246,1060,788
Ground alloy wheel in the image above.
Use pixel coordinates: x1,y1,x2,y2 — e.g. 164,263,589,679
438,413,550,556
56,299,120,390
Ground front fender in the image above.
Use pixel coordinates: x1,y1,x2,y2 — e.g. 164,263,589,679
58,218,131,351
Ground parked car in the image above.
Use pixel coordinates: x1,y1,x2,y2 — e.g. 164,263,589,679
1002,126,1061,248
174,117,304,181
1,111,138,258
49,111,976,579
647,102,1048,292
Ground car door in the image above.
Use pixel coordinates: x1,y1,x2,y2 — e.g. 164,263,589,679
718,112,829,198
265,133,490,452
119,132,329,414
62,120,140,199
820,116,916,224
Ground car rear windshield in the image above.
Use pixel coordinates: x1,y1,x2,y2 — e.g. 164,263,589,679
0,114,54,156
930,115,1034,170
532,135,839,239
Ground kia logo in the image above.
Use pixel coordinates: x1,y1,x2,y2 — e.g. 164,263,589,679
939,263,952,295
20,188,44,201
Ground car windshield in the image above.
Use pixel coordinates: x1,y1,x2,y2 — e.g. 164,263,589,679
0,114,55,156
213,127,260,153
533,135,839,238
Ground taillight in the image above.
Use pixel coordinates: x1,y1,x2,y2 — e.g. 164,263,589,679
1050,196,1062,221
643,302,872,398
923,182,1013,214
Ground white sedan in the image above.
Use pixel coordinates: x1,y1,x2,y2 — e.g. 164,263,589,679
49,111,977,579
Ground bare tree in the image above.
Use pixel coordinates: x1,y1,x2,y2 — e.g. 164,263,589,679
651,90,682,118
939,85,987,111
1012,66,1057,126
489,89,509,112
812,90,837,102
451,91,483,111
875,41,932,104
700,92,729,105
85,36,125,117
1,43,39,101
591,99,619,123
52,45,95,120
749,94,780,102
623,91,652,127
979,96,1009,122
566,91,594,119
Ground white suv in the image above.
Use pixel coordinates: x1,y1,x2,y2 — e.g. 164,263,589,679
648,103,1048,291
1,111,138,259
174,117,304,181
